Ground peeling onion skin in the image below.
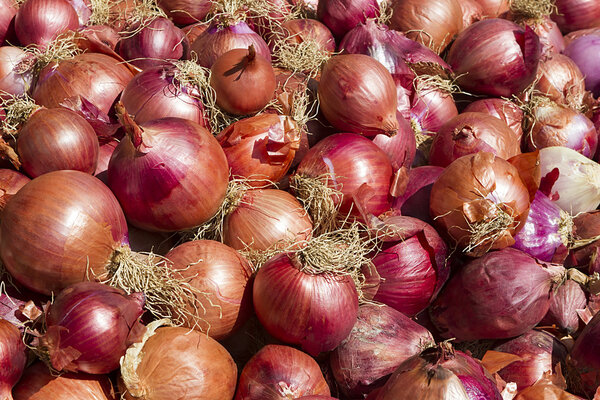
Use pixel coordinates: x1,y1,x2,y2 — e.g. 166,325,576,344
0,169,30,210
533,54,586,109
317,0,380,40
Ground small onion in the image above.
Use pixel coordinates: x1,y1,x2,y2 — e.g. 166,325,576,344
157,0,211,25
534,54,587,110
563,34,600,97
463,98,524,142
14,0,78,46
569,311,600,396
41,282,145,374
316,0,380,40
235,344,331,399
446,19,541,97
0,318,27,398
552,0,600,33
540,279,587,333
429,248,565,341
0,46,33,98
0,0,16,44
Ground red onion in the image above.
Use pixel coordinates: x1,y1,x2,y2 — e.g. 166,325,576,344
330,304,434,398
534,54,587,110
319,54,398,136
17,107,99,178
32,53,134,115
296,397,338,399
494,330,568,391
563,34,600,97
552,0,600,33
0,318,26,398
157,0,211,25
279,19,336,53
446,19,541,97
13,362,116,400
182,22,209,44
41,282,145,374
429,152,531,256
532,16,566,55
402,79,459,136
0,46,32,98
429,112,521,168
164,240,253,340
107,104,229,232
564,27,600,44
317,0,380,40
117,18,188,71
14,0,78,46
235,344,331,399
541,279,587,333
372,114,416,171
390,165,443,223
66,0,91,27
191,20,271,68
0,168,29,210
430,248,565,341
570,311,600,396
58,95,121,141
367,215,449,316
375,343,502,399
0,0,16,44
78,25,121,50
463,98,524,142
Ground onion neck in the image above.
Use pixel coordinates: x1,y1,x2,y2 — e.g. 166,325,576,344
115,102,146,151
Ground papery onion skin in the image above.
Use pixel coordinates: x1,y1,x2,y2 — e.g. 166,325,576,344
164,240,254,340
564,27,600,44
463,98,524,142
330,304,434,398
0,46,33,98
391,166,443,223
182,22,209,44
14,0,78,46
569,311,600,396
0,170,129,295
13,362,116,400
223,189,313,252
0,0,16,44
0,318,27,398
563,35,600,97
552,0,600,33
566,210,600,271
78,25,121,50
157,0,211,25
33,53,134,115
372,115,416,171
253,253,359,356
17,108,99,178
317,0,380,40
318,54,399,137
429,112,521,168
235,344,331,399
0,168,30,209
540,280,586,333
447,19,541,97
533,54,586,109
42,282,145,374
429,248,564,341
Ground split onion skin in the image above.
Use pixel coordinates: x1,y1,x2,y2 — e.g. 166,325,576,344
463,98,524,143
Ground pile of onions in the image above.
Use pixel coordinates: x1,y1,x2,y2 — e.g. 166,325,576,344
13,362,116,400
374,343,502,399
0,46,33,98
388,0,463,52
0,318,27,398
17,107,99,178
540,279,586,333
40,282,145,374
120,321,237,400
157,0,211,25
164,240,254,340
117,17,188,70
390,166,444,223
14,0,78,46
463,98,524,141
446,19,541,97
534,54,587,111
316,0,380,39
235,344,331,399
211,46,276,116
107,104,229,232
429,248,565,341
216,114,301,185
0,0,16,44
429,112,521,168
330,304,434,398
563,34,600,97
552,0,600,33
318,54,398,137
429,152,531,256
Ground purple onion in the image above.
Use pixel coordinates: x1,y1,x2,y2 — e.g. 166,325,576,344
402,80,458,135
540,279,587,333
463,98,524,142
512,191,571,263
59,95,120,141
564,34,600,97
317,0,380,40
390,165,443,224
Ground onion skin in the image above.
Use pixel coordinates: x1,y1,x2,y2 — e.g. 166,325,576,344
567,210,600,271
463,98,524,142
429,112,521,168
330,304,434,398
563,35,600,97
0,46,33,98
460,0,483,29
235,344,331,399
13,362,116,400
182,22,209,44
429,248,564,341
95,140,118,182
0,318,27,398
317,0,379,40
405,83,458,136
318,54,399,137
107,116,229,232
33,53,134,115
217,114,301,185
0,170,129,295
17,108,99,178
391,166,443,223
0,169,29,210
447,19,541,97
372,115,416,171
253,253,359,355
476,0,509,17
570,312,600,396
530,16,566,55
157,0,211,25
164,240,254,340
552,0,600,33
540,280,586,333
14,0,78,46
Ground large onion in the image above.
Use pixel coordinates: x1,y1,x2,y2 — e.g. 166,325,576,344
14,0,78,46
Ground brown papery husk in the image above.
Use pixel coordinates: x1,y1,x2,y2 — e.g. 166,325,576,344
534,54,588,113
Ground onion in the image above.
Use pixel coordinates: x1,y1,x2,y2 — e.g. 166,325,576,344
217,114,301,185
538,146,600,215
563,34,600,97
78,25,121,50
388,0,464,52
564,27,600,44
463,98,524,142
570,311,600,396
235,344,331,399
40,282,145,374
0,318,26,398
191,20,271,68
107,104,229,232
540,279,587,333
164,240,253,340
430,248,565,341
390,165,443,223
32,53,134,115
157,0,211,25
13,362,116,400
534,54,588,112
182,22,209,44
372,115,416,171
460,0,483,29
117,18,188,71
211,46,276,116
403,78,459,136
446,19,541,97
318,54,398,136
493,330,568,391
367,215,449,316
567,210,600,271
429,152,531,256
552,0,600,33
58,95,121,141
477,0,509,17
14,0,78,46
429,112,521,168
316,0,380,40
17,107,99,178
375,343,502,399
330,304,434,398
279,19,336,53
532,17,566,55
0,0,16,44
0,46,32,98
120,322,237,400
0,168,29,210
